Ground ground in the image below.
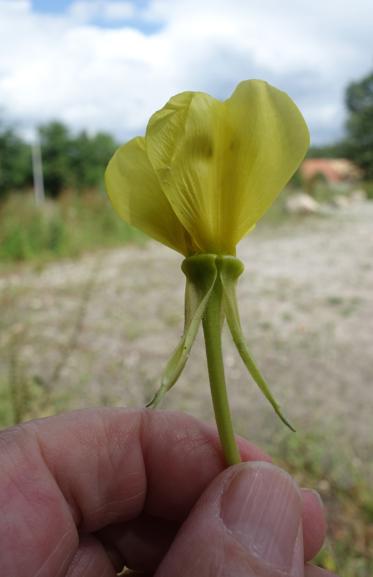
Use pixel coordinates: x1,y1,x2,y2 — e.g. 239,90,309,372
1,203,372,472
1,201,372,468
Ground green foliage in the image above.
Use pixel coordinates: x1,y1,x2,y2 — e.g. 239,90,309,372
0,123,32,199
345,71,373,178
0,118,118,199
307,70,373,182
70,131,117,190
362,180,373,199
287,168,303,188
307,141,350,159
39,122,118,197
39,121,73,197
0,192,145,264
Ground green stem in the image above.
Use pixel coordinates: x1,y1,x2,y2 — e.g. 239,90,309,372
202,277,241,466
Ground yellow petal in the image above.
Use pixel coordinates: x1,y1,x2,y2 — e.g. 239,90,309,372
223,80,310,244
105,136,189,255
146,91,234,253
145,81,309,254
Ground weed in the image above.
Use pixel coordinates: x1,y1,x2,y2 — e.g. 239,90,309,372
0,191,145,265
270,430,373,577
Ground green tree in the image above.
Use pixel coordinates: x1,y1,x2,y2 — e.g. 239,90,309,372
69,131,117,190
38,121,73,198
0,123,32,199
1,117,118,199
307,141,349,159
345,71,373,178
39,122,118,197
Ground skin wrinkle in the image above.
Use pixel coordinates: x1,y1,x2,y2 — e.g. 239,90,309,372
33,529,77,577
66,537,114,577
99,411,147,518
169,427,219,460
87,492,147,526
142,410,226,521
0,424,78,577
32,423,83,527
80,411,146,531
290,524,305,577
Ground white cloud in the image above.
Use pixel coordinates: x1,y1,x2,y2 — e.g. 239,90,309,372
69,1,135,23
0,0,372,143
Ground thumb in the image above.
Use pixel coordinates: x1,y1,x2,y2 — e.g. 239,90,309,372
156,461,304,577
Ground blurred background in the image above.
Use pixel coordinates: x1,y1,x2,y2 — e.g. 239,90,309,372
0,0,372,573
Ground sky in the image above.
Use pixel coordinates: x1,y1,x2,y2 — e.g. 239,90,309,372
0,0,372,145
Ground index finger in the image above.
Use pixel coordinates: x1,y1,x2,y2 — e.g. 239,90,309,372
29,408,270,526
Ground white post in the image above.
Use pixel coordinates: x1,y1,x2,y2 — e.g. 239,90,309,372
32,136,45,204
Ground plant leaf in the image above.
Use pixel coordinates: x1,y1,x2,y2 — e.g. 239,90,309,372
147,254,218,407
219,256,295,431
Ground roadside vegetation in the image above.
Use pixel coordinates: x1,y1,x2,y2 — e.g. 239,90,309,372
0,191,143,266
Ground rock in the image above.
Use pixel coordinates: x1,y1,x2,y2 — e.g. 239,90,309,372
285,193,320,214
333,195,351,209
350,189,367,203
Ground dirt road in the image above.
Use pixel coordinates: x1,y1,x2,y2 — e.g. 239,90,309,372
1,202,372,478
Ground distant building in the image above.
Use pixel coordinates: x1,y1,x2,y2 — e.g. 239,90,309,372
301,158,362,184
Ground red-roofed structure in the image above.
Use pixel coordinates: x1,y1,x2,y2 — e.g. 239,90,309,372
301,158,362,184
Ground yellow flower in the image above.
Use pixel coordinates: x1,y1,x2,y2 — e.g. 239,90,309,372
105,80,309,256
105,80,310,466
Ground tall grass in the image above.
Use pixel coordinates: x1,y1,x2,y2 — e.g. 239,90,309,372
0,190,144,264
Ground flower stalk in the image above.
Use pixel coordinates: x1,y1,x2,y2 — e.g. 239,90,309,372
148,254,294,466
202,272,241,465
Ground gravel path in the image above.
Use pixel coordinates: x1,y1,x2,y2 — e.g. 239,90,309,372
1,202,372,478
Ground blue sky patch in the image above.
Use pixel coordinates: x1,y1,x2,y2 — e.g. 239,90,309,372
32,0,72,14
31,0,161,34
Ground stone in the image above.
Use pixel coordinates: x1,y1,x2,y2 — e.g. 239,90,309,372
285,193,320,214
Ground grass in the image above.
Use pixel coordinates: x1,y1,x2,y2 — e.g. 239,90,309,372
362,181,373,200
0,190,145,265
270,430,373,576
1,182,370,265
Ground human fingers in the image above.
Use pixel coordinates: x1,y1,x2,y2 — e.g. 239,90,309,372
156,461,306,577
301,489,327,561
97,515,178,573
0,408,269,577
96,472,326,573
96,488,327,574
64,536,116,577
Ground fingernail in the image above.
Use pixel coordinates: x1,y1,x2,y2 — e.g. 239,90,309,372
302,488,325,510
221,462,302,571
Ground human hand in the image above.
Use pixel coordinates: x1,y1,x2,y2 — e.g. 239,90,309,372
0,408,338,576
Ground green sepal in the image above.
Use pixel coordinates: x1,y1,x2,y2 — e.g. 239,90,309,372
219,255,295,431
147,254,218,408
